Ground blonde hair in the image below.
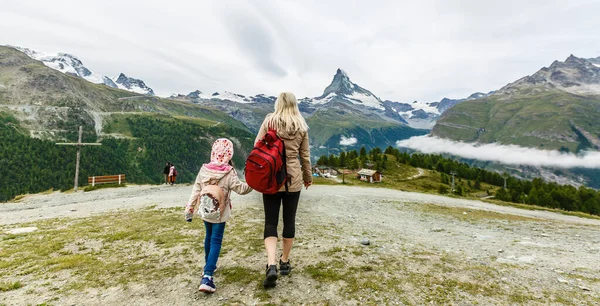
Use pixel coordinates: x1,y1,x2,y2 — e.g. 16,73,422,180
267,92,309,133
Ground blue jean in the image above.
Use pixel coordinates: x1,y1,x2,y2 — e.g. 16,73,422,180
204,221,226,276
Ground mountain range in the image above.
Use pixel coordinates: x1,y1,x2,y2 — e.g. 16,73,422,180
12,46,155,95
14,46,492,131
1,45,433,157
2,44,600,190
0,46,247,139
432,54,600,152
8,45,600,155
170,68,434,152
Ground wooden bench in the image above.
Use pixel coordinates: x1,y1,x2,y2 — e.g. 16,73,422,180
87,174,126,186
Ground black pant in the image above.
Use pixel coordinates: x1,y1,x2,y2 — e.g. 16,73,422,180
263,192,300,239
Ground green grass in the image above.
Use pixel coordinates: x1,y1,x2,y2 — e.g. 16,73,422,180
416,203,538,222
0,207,203,291
0,281,23,292
83,183,127,192
482,198,600,221
299,245,516,305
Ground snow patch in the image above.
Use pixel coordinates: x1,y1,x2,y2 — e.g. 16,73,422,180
197,91,252,103
311,93,337,105
18,48,106,85
410,101,440,115
348,92,384,110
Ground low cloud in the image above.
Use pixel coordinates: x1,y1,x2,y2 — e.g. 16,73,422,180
340,136,358,146
397,136,600,169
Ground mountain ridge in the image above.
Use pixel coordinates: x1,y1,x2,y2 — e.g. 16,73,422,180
9,46,155,96
432,54,600,152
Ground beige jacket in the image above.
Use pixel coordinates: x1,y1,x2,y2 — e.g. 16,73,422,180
186,164,252,223
255,116,312,192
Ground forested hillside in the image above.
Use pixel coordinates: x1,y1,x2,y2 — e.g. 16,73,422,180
316,146,600,215
0,113,254,202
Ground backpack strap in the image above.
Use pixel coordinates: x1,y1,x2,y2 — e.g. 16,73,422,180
281,139,290,194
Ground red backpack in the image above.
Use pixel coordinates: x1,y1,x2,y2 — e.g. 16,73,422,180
245,129,288,194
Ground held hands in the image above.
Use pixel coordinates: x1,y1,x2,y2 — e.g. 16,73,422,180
304,181,312,190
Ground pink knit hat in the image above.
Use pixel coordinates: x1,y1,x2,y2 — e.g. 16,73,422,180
210,138,234,164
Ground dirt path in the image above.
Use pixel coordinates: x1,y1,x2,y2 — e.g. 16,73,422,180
2,184,599,226
2,185,600,305
405,168,424,180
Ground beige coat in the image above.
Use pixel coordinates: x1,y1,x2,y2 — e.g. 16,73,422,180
186,164,252,223
255,116,312,192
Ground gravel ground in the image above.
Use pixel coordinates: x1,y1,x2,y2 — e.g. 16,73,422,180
1,184,599,305
2,184,599,226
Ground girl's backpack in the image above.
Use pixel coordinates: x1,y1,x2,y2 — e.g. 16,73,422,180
173,168,178,176
185,180,225,222
245,129,288,194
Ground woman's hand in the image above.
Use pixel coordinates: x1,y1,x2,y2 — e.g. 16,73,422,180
304,181,312,190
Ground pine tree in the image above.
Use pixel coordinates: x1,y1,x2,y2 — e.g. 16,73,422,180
474,178,481,190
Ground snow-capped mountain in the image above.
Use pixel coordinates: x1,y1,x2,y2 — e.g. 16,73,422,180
586,56,600,67
11,46,154,96
113,73,154,95
311,69,384,110
172,68,494,129
171,90,276,104
13,46,107,84
499,55,600,96
381,91,494,128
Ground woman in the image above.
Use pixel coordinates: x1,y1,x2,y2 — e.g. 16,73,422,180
254,92,312,288
163,162,171,185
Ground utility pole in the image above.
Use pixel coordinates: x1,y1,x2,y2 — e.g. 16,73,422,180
450,171,457,192
56,126,102,192
341,146,347,184
503,173,508,189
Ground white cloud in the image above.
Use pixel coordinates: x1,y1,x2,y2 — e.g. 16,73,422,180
397,136,600,169
340,136,358,146
1,0,600,101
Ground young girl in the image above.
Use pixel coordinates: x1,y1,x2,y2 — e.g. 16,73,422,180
185,138,252,293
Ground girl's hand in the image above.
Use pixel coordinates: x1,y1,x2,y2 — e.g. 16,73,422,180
304,181,312,190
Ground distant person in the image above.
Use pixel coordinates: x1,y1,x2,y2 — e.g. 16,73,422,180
163,162,171,184
184,138,253,293
169,164,176,185
172,164,178,185
254,92,312,288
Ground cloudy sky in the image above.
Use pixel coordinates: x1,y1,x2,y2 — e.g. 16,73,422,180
2,0,600,100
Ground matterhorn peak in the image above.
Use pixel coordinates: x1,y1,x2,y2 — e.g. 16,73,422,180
322,68,357,97
314,68,383,110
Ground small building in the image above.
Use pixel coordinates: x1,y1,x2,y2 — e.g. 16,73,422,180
357,169,382,183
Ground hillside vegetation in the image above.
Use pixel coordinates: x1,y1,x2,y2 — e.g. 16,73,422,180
315,146,600,216
0,112,254,202
0,45,260,202
433,89,600,151
0,45,248,140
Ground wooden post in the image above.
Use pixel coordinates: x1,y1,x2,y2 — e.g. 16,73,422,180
56,126,102,192
92,176,96,187
74,126,83,191
118,174,121,185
